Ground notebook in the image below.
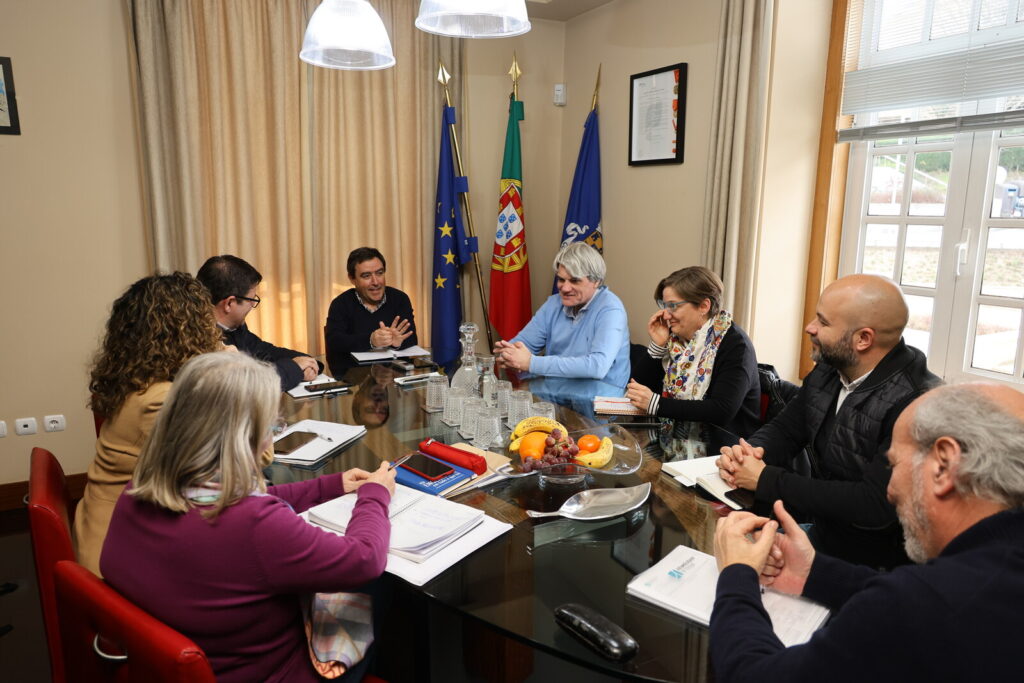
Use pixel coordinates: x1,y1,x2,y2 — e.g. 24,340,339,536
626,544,830,647
593,396,646,416
308,485,486,563
661,455,720,487
351,345,430,363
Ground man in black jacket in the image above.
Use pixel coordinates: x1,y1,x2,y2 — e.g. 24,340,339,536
717,274,939,568
710,383,1024,682
197,255,321,391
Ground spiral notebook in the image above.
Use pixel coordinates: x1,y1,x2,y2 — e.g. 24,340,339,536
593,396,646,416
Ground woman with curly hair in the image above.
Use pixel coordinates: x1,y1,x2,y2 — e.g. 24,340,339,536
74,272,223,575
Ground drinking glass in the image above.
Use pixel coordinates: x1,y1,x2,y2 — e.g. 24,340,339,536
441,387,468,426
531,401,556,420
495,380,512,418
507,390,533,429
459,397,486,440
425,375,448,412
472,407,501,450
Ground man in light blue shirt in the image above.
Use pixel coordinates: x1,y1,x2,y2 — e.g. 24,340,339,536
494,242,630,389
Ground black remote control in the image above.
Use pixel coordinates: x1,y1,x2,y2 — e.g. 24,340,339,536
554,603,638,662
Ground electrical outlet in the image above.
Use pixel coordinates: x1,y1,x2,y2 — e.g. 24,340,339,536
15,417,38,436
0,421,6,438
44,415,66,432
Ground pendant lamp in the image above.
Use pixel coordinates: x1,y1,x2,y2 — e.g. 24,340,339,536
415,0,531,38
300,0,395,70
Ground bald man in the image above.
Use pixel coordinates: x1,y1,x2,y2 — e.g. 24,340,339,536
710,383,1024,681
717,275,940,568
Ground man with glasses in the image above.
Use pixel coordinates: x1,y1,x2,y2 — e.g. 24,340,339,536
716,274,939,569
197,255,321,390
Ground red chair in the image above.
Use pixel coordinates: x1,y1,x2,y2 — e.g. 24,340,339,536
28,447,76,683
53,560,215,682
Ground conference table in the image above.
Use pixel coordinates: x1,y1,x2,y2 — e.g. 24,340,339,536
272,364,738,682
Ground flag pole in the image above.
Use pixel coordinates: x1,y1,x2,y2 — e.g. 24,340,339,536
591,63,601,111
437,60,494,350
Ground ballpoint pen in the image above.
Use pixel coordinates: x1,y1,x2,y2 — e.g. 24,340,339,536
316,433,334,443
388,454,413,471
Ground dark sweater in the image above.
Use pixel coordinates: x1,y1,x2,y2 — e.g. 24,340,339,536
632,324,761,437
102,477,392,683
325,287,417,375
749,340,939,568
222,323,321,391
710,508,1024,683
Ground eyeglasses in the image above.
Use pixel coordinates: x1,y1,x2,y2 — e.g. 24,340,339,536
235,294,261,308
656,299,692,312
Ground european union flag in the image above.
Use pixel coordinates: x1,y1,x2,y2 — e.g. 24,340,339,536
431,106,476,368
555,109,602,292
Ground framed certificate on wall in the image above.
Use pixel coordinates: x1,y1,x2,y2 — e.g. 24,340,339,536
0,57,21,136
629,63,686,166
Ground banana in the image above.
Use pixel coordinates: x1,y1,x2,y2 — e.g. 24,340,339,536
511,416,568,440
575,437,613,468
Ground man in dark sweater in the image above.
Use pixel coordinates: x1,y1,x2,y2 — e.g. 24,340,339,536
710,383,1024,682
718,275,939,568
325,247,417,376
197,255,321,391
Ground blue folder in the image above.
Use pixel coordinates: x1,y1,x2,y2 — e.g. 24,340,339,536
394,453,474,495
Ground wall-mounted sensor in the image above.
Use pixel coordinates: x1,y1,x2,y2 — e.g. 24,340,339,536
553,83,566,107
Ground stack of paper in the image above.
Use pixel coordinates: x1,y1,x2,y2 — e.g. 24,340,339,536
439,442,511,498
627,544,830,647
307,486,513,585
351,345,431,363
308,485,420,532
593,396,646,416
272,419,366,466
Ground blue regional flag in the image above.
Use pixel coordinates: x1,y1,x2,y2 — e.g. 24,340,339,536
431,106,476,368
555,108,602,292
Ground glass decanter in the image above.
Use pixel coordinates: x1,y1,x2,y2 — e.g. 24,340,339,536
450,322,481,395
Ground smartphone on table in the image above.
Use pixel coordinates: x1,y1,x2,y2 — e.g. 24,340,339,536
399,453,455,481
273,431,317,455
304,380,352,393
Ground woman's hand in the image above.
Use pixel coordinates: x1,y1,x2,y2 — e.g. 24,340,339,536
647,310,670,347
341,468,372,494
626,379,655,412
363,461,397,496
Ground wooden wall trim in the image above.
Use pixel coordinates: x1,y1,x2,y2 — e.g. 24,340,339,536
799,0,852,378
0,473,87,512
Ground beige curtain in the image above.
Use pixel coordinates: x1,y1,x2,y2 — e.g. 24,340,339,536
127,0,461,354
701,0,776,329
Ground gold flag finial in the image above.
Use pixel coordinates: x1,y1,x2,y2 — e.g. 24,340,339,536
591,63,602,111
437,59,451,87
508,52,522,99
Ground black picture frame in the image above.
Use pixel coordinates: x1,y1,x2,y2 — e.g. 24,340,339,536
0,57,21,136
628,62,686,166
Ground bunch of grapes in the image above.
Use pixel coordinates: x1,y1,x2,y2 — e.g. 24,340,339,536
519,429,581,472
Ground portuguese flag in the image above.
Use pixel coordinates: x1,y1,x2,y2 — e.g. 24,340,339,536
489,96,532,340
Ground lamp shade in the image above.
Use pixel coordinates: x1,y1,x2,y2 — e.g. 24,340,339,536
300,0,395,70
415,0,531,38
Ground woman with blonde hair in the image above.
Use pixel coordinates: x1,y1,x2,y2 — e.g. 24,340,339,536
102,351,395,682
74,272,223,574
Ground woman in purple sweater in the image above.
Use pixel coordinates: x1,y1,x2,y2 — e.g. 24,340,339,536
101,351,395,682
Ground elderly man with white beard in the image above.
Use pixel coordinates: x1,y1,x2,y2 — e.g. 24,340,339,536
709,383,1024,683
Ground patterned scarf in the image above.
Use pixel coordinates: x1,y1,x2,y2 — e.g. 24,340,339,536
659,310,733,458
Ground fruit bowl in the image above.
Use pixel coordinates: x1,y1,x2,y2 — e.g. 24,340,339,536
497,423,642,479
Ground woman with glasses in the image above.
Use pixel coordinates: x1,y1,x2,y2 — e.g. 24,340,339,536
625,266,761,438
102,351,395,682
74,273,224,575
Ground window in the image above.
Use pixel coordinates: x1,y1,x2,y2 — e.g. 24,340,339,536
839,0,1024,387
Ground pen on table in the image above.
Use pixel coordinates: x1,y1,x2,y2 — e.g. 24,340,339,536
398,374,434,385
316,433,334,443
388,454,413,471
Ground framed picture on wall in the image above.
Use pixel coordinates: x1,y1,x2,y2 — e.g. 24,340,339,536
0,57,21,136
629,63,686,166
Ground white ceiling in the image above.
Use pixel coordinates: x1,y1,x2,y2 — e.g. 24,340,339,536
527,0,616,22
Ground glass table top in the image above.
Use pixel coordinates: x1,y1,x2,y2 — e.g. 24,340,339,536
271,364,738,682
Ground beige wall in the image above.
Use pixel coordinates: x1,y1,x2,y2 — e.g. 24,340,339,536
0,0,148,484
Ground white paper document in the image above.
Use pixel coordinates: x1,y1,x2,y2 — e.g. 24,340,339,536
308,484,421,533
272,419,366,465
661,456,720,487
351,345,430,362
627,545,830,647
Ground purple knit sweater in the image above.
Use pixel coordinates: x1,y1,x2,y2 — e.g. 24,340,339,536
101,476,391,683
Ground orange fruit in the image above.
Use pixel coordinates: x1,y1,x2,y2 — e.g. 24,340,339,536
577,434,601,453
519,431,549,460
